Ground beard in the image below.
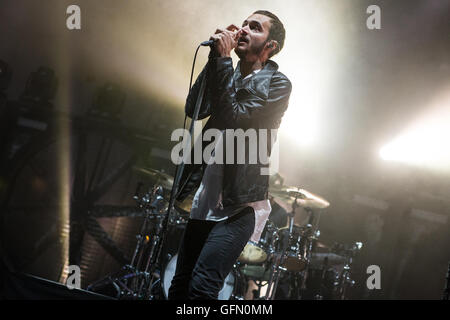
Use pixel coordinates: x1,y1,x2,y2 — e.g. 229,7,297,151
235,40,267,59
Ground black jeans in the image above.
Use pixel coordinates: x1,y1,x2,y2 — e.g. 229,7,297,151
168,206,255,300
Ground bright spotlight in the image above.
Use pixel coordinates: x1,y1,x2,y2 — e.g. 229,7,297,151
275,5,340,148
380,90,450,170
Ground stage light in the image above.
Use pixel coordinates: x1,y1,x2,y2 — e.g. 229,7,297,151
380,90,450,170
21,66,58,105
380,126,450,166
88,82,126,120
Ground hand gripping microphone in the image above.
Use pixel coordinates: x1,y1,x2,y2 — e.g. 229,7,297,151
200,40,215,46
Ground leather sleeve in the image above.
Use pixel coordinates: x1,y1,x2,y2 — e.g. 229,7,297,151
211,57,292,127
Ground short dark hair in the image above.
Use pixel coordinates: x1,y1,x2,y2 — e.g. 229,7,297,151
253,10,285,58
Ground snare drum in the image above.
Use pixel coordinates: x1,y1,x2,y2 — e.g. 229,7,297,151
272,225,311,272
238,221,277,264
238,241,267,264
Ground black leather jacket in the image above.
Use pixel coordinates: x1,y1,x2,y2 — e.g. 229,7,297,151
175,55,292,207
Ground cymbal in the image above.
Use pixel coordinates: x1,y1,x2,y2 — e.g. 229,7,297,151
315,241,330,249
269,186,330,209
133,166,173,189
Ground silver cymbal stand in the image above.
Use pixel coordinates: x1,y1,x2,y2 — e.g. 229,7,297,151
264,192,300,300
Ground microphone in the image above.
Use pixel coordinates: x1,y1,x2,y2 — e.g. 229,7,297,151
201,29,242,46
200,39,215,46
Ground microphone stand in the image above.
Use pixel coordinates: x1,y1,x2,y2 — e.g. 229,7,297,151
146,48,209,299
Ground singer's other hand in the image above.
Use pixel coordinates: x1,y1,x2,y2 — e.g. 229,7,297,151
210,25,242,58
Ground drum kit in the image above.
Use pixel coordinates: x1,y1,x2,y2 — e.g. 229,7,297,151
87,167,363,300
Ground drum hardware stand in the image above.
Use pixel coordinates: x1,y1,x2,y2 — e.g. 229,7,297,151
120,183,166,298
264,197,321,300
333,242,362,300
335,264,353,300
126,183,152,291
233,261,268,300
129,183,168,299
336,250,354,300
315,257,330,300
296,207,317,299
250,278,271,300
264,191,301,300
137,202,165,298
86,183,166,299
229,262,245,300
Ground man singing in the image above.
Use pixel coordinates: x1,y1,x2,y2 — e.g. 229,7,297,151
168,10,292,299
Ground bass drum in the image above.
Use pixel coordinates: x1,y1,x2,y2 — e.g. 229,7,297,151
162,253,235,300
